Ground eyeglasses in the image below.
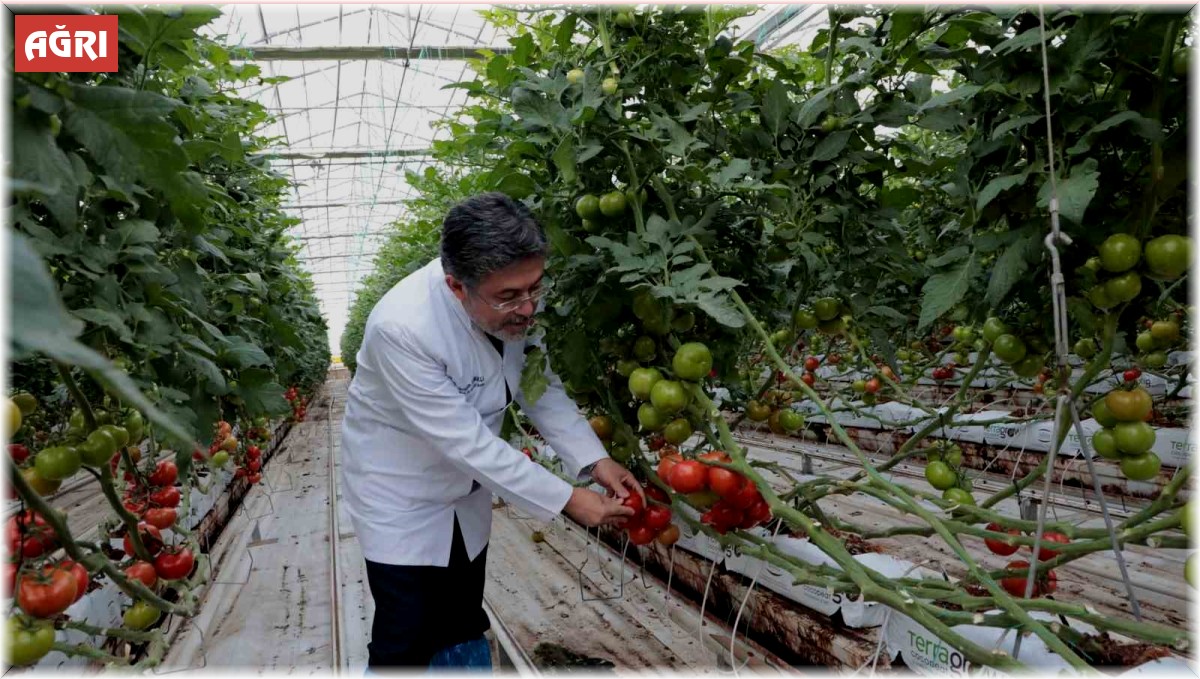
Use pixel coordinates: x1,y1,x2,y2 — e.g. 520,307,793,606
474,285,548,313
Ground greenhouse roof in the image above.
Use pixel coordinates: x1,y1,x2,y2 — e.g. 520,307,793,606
206,4,827,351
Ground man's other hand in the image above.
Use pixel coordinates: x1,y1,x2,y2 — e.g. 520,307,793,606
563,487,635,527
590,458,644,503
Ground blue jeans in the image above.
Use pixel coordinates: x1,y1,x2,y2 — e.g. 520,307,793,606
365,637,491,675
428,636,492,672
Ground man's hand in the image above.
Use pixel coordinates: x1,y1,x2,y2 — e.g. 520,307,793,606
590,458,644,503
563,487,635,527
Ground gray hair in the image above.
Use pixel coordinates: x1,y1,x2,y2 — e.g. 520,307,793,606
439,192,548,288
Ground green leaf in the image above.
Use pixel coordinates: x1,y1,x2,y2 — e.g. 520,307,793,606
8,232,195,447
881,186,921,210
510,34,535,68
220,336,272,369
181,334,217,359
73,307,134,343
651,114,707,158
991,114,1042,140
10,232,85,359
993,27,1053,56
793,85,834,128
520,346,550,405
552,136,577,185
696,293,745,328
11,108,73,198
918,256,977,330
185,350,227,394
238,368,289,416
928,245,969,267
192,235,231,265
114,219,160,249
812,131,852,162
890,12,923,43
762,81,791,137
918,84,982,113
493,172,537,200
713,158,753,186
63,85,190,213
555,15,577,50
1036,159,1100,225
1068,111,1163,155
576,142,603,164
976,172,1028,212
867,305,909,323
985,235,1035,308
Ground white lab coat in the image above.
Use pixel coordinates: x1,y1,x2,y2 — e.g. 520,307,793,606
340,258,609,566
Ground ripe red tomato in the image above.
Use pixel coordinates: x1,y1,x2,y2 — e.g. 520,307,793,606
668,460,708,494
643,505,673,531
1035,532,1069,560
246,445,262,460
645,485,670,504
154,547,195,581
744,500,772,527
656,452,682,482
804,357,820,372
622,492,644,518
17,564,78,617
124,523,163,557
142,507,177,530
123,496,148,515
704,504,744,534
698,450,731,464
1000,560,1056,598
628,524,657,546
984,523,1019,556
827,353,842,365
149,486,181,508
9,443,29,464
124,561,157,588
148,461,178,487
707,467,744,498
247,459,262,473
1124,368,1142,382
802,372,816,387
248,472,262,484
61,560,89,602
728,481,762,510
6,511,56,558
865,378,881,394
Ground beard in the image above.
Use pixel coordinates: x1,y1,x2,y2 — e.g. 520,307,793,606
482,313,535,343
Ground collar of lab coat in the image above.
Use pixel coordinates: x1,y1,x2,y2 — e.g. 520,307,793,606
431,258,480,339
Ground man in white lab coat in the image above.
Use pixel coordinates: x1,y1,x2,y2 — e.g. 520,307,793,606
341,192,641,671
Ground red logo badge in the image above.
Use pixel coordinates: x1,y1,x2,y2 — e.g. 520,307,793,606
14,15,118,73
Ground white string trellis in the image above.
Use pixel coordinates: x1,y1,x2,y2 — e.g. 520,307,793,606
1014,4,1144,659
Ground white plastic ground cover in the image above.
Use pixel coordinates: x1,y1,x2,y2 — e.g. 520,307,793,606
671,504,726,564
791,397,927,432
882,608,1096,676
1113,656,1194,676
38,462,236,669
721,530,934,628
